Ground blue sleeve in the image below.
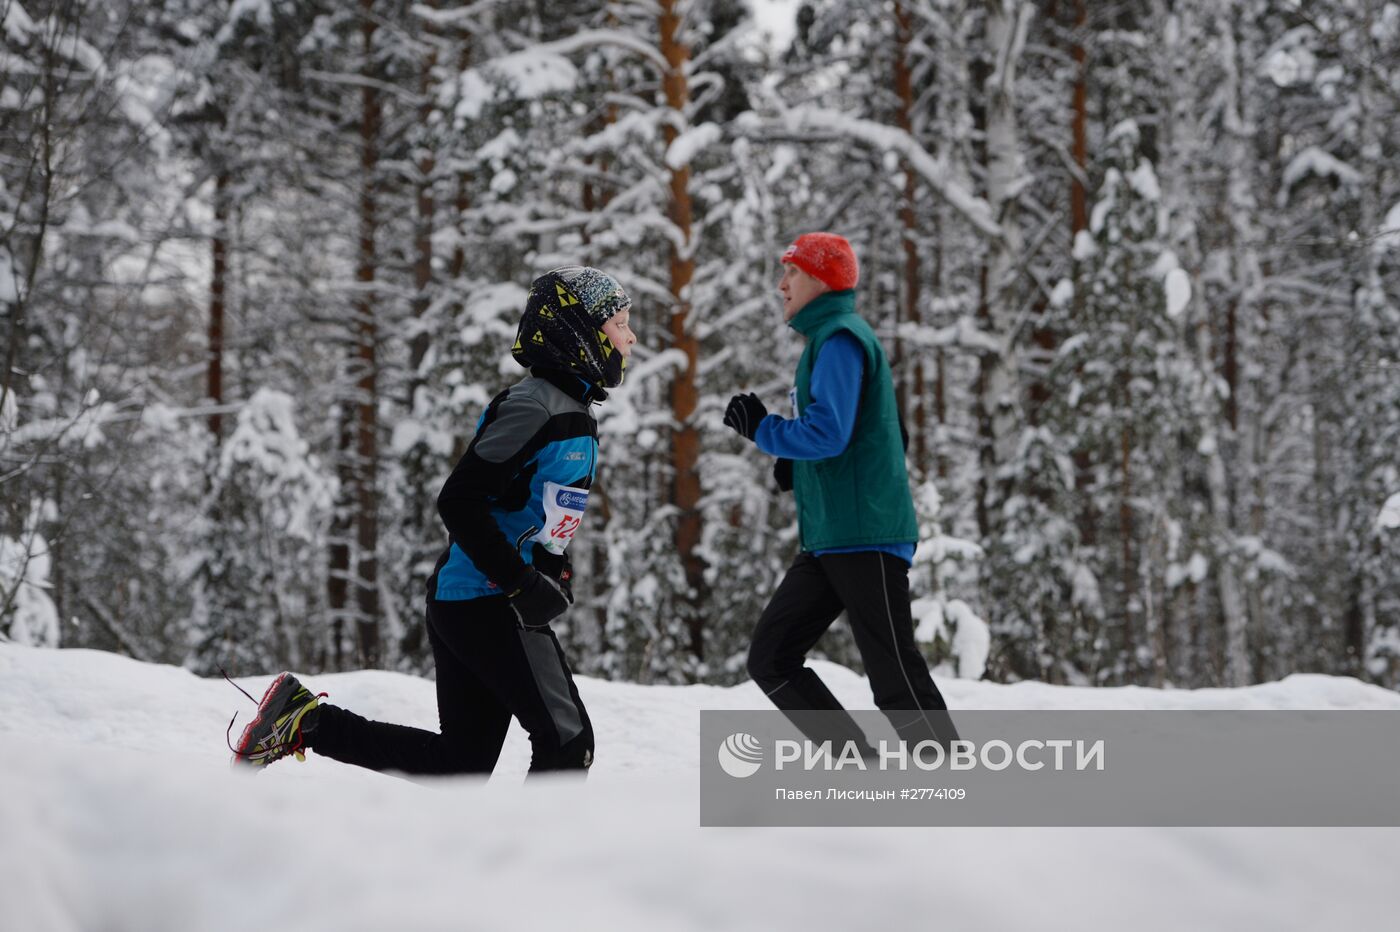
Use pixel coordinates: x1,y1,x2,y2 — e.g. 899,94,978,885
755,332,864,460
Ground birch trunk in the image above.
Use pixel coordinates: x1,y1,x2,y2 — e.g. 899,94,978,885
976,0,1032,536
1212,3,1256,686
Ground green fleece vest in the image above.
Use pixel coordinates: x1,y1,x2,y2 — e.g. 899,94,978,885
789,290,918,551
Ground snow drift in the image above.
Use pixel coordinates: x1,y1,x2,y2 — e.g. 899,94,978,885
2,643,1399,932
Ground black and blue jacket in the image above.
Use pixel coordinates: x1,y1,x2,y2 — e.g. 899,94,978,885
430,369,601,601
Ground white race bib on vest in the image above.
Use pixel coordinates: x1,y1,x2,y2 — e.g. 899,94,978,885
534,481,589,555
789,386,799,417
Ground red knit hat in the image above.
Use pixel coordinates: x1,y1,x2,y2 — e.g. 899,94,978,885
780,232,859,291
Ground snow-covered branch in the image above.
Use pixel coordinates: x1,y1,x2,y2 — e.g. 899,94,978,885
539,29,670,72
897,317,1005,355
734,107,1002,240
454,30,669,120
1379,494,1400,532
408,0,505,28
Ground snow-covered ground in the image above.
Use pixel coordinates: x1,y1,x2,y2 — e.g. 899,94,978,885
2,642,1399,932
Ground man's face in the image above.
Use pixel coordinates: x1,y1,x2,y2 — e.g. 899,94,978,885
779,263,830,321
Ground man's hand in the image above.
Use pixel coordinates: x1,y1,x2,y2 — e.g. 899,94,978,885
507,567,571,628
724,392,768,442
773,457,793,492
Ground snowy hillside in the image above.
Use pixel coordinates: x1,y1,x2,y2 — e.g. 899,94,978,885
2,643,1399,932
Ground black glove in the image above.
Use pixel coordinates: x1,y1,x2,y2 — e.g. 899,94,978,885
507,567,571,628
723,392,767,442
773,457,793,492
530,542,574,602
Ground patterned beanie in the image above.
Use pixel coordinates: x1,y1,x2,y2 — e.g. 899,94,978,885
512,267,631,388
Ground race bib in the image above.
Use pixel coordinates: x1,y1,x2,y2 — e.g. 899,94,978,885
534,481,589,555
789,386,799,417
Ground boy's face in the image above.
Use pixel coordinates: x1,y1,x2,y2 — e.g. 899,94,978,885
601,309,636,357
779,263,830,321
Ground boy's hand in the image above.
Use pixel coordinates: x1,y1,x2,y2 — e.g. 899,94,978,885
724,392,767,441
507,568,571,628
530,542,573,602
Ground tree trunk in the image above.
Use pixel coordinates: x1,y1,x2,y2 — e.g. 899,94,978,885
1212,3,1254,686
976,0,1031,537
209,170,228,442
1348,2,1387,681
409,0,437,397
582,9,619,225
894,0,925,475
1069,0,1088,235
1118,417,1137,679
353,0,381,669
1027,0,1084,430
447,37,472,296
933,205,947,481
328,411,353,669
659,0,704,662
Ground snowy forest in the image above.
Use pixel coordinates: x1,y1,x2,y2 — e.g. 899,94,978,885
2,0,1398,691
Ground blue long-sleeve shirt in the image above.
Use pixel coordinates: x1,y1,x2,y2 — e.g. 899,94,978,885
754,332,915,565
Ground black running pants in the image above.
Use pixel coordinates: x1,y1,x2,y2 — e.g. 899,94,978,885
309,596,593,776
747,550,957,747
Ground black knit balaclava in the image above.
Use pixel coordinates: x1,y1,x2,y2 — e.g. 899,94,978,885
513,267,631,388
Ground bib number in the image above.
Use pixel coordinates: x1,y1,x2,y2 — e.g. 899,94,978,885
534,481,589,555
